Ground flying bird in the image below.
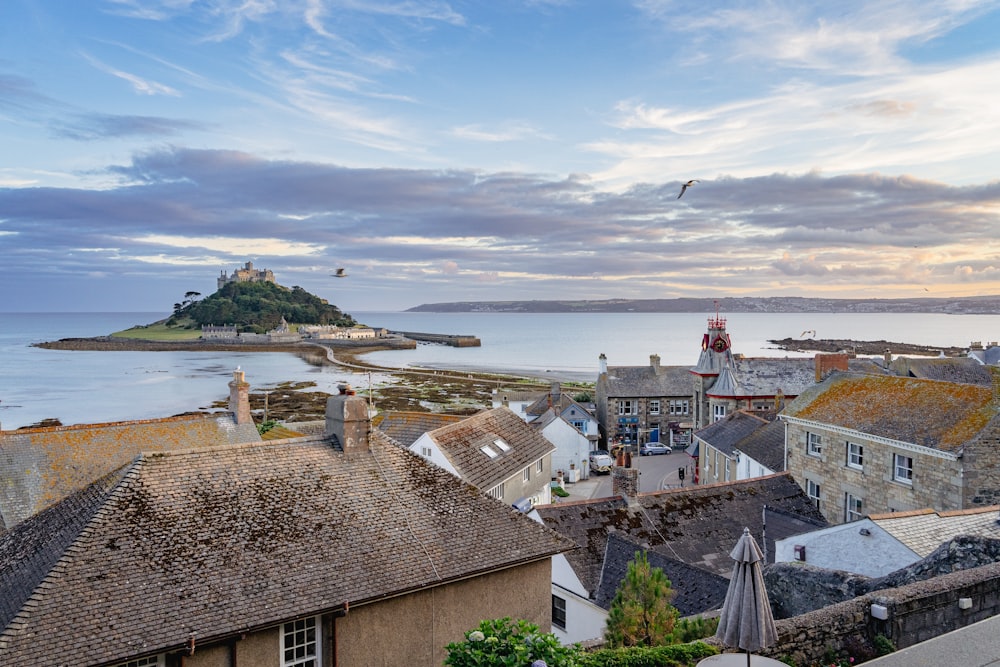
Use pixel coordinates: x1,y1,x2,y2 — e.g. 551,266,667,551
331,268,348,278
677,179,699,199
800,330,816,338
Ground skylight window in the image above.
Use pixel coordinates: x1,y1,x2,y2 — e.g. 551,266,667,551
493,438,511,452
480,445,498,458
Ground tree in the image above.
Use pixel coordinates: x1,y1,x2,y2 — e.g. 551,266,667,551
444,618,581,667
604,550,679,648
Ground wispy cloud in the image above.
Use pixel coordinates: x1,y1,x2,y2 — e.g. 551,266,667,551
81,52,180,96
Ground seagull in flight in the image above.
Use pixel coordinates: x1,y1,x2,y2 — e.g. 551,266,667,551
331,268,348,278
677,180,699,199
800,330,816,338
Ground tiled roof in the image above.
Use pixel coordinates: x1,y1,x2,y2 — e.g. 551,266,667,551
426,407,556,489
870,506,1000,557
895,357,995,386
694,411,769,455
375,411,465,447
525,393,592,418
594,533,730,616
708,357,886,399
0,432,574,667
735,419,787,472
602,365,694,398
0,414,261,530
534,473,826,590
784,373,998,452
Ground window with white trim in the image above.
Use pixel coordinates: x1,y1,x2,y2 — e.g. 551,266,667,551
420,445,432,457
806,479,821,509
115,656,164,667
713,404,726,422
807,432,823,457
845,493,863,522
552,594,567,630
893,454,913,484
846,442,863,470
618,400,637,415
522,466,531,483
282,616,320,667
649,400,661,415
487,484,504,500
536,459,543,474
669,400,690,415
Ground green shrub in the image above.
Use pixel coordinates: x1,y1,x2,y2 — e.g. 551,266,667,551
553,486,570,497
444,618,583,667
578,641,717,667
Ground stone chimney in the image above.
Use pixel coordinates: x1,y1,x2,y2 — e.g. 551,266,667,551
599,353,608,375
884,348,892,366
228,367,253,425
550,382,561,408
613,466,640,503
325,383,370,453
815,353,850,382
650,354,661,374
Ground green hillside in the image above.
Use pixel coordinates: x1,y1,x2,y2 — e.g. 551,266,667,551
166,281,356,333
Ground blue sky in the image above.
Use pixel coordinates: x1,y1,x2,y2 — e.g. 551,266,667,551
3,1,1000,314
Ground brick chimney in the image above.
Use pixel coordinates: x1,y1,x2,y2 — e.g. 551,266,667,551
815,353,850,382
228,367,253,425
613,465,639,502
325,383,369,453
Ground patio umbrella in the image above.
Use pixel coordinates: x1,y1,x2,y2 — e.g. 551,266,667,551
714,527,778,667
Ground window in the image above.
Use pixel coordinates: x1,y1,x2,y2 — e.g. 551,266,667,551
713,404,726,422
488,484,504,500
523,466,531,483
845,493,863,522
552,595,567,630
893,454,914,484
480,445,498,458
724,461,730,482
806,480,821,509
670,400,690,415
282,617,320,667
420,445,432,457
618,400,636,415
536,459,543,474
493,438,511,452
846,442,863,470
116,657,163,667
649,400,661,415
571,419,586,431
714,450,720,479
807,432,823,457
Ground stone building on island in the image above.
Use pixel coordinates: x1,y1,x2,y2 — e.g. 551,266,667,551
217,260,275,289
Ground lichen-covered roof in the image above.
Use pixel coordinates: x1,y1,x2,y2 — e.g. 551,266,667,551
870,506,1000,557
534,473,826,591
896,357,995,385
0,433,574,667
0,414,261,530
375,411,465,447
601,365,694,398
784,373,997,452
426,407,556,489
594,532,730,616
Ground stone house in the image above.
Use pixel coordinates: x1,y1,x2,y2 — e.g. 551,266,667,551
0,392,574,667
773,505,1000,578
693,410,784,486
595,353,694,449
410,406,556,511
782,371,1000,525
531,473,827,645
0,369,260,533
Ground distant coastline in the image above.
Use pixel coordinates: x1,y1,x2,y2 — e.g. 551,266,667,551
407,295,1000,314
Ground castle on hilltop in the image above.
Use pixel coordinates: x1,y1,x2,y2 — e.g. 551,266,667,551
217,261,275,290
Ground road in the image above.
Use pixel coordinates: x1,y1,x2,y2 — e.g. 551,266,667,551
587,448,696,497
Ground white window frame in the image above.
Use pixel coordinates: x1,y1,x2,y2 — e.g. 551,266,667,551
846,442,863,470
282,616,321,667
420,445,432,457
807,432,823,457
714,450,720,479
845,493,863,522
893,453,914,485
806,479,821,509
522,466,531,483
649,400,661,415
724,460,730,482
115,656,164,667
487,484,504,500
713,404,726,422
618,400,637,416
536,459,543,474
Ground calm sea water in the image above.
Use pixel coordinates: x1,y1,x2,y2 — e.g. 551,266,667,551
2,310,998,430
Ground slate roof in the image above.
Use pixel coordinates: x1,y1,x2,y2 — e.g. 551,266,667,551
708,357,886,399
895,357,995,386
524,392,593,420
694,411,770,456
425,407,556,489
0,432,574,667
374,411,465,447
601,365,694,398
870,506,1000,557
594,532,730,616
533,473,827,590
734,419,787,472
969,346,1000,366
783,372,998,452
0,413,261,530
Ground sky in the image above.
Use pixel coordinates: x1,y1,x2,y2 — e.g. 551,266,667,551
3,1,1000,314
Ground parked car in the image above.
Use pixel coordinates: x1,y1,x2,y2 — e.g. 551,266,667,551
589,449,614,474
639,442,671,456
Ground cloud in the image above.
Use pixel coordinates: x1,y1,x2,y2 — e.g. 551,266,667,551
52,114,206,140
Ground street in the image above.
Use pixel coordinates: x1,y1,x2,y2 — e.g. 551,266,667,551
585,448,696,498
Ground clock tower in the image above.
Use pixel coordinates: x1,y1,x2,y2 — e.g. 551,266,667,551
690,304,735,428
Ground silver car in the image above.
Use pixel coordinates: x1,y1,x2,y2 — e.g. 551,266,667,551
639,442,671,456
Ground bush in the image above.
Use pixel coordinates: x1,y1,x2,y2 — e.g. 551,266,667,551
578,641,717,667
444,618,583,667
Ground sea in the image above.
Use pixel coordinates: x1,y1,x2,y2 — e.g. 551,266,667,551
2,310,998,430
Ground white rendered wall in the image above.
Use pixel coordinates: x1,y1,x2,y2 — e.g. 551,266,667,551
774,520,920,577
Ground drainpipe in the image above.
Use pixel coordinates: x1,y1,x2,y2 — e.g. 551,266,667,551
331,601,350,667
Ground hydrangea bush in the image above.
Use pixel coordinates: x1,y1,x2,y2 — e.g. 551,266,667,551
444,617,582,667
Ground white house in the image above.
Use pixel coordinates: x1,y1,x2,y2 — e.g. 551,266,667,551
532,408,593,481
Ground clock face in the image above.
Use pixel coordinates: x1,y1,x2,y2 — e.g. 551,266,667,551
711,335,729,352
